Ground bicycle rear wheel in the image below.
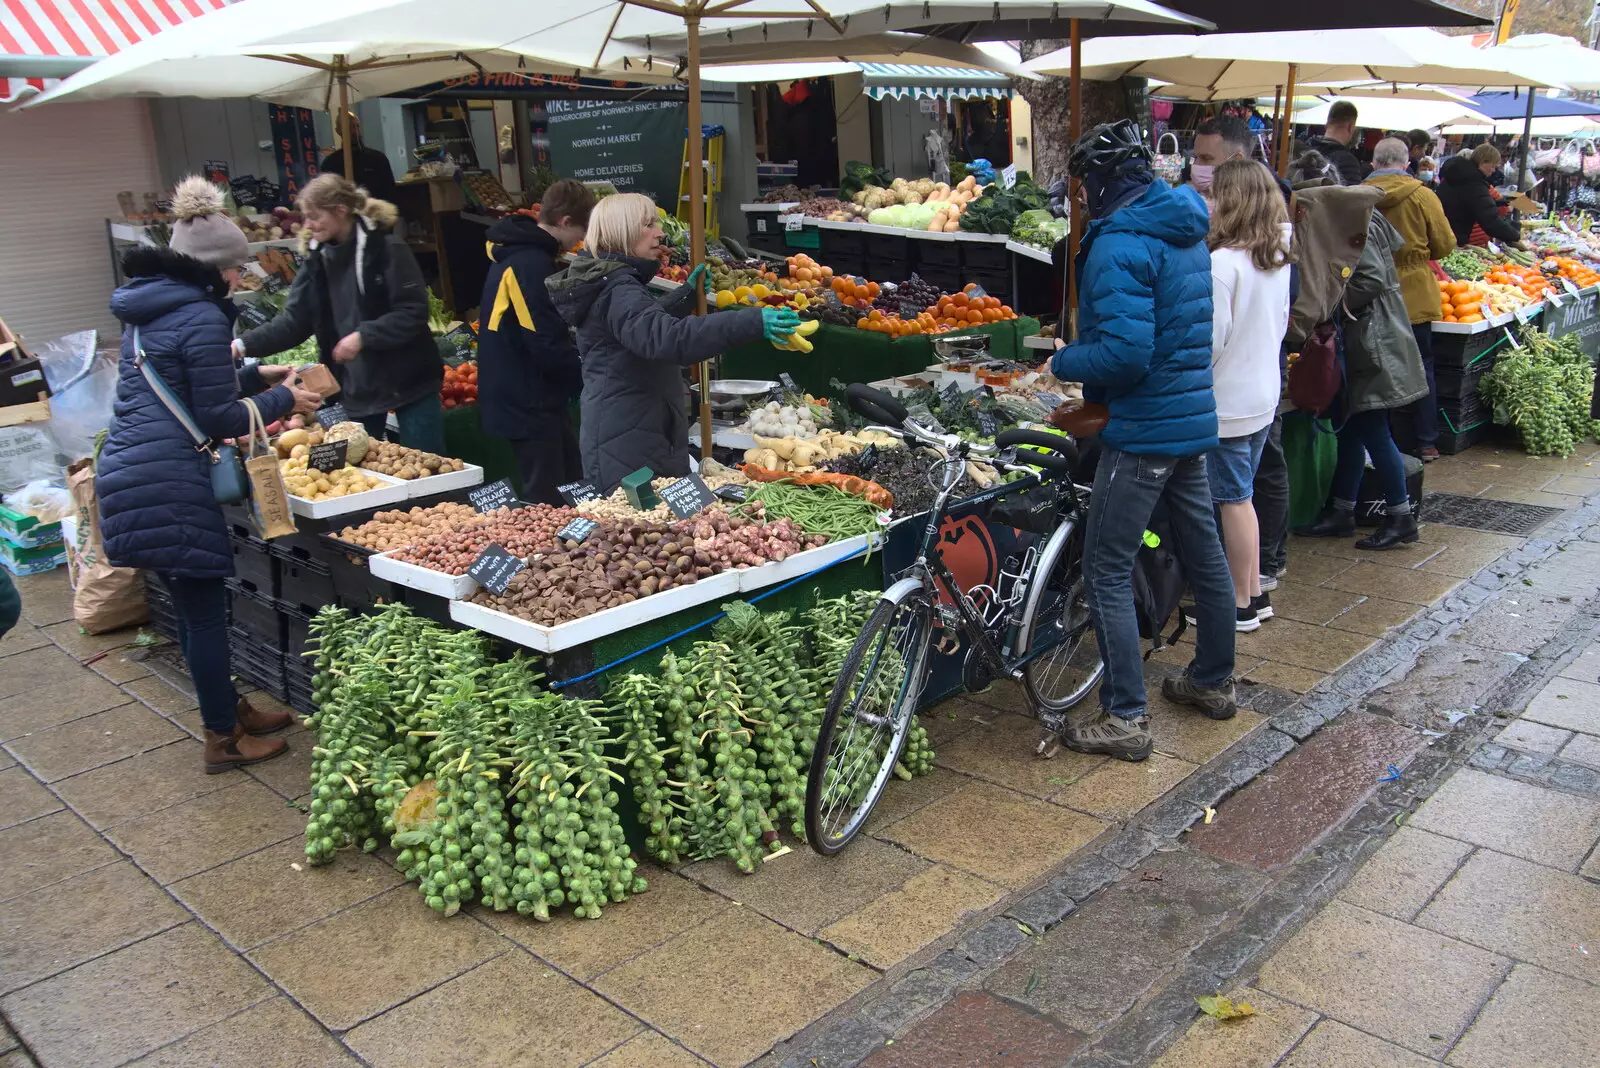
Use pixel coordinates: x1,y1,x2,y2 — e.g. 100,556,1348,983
805,586,934,855
1018,518,1103,724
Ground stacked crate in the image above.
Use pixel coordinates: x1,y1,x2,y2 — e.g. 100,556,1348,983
1392,328,1500,455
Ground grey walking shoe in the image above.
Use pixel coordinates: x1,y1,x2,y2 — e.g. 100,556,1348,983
1161,675,1238,721
1062,710,1152,762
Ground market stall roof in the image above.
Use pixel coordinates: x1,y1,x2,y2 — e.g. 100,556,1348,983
1151,79,1488,104
1468,91,1600,121
0,0,228,103
1026,27,1565,96
1293,96,1494,131
1480,34,1600,93
1444,115,1600,137
859,63,1012,100
636,30,1038,84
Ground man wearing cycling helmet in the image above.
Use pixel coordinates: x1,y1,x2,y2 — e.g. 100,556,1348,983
1050,119,1238,762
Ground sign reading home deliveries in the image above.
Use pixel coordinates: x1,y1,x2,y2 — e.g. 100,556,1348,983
545,99,686,207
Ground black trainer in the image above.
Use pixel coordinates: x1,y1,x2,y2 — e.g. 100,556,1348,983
1184,604,1260,632
1251,592,1273,621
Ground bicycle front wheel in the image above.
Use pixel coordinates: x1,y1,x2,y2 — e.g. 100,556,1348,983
805,586,934,855
1018,518,1104,721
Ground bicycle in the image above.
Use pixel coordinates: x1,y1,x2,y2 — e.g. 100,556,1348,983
804,384,1104,855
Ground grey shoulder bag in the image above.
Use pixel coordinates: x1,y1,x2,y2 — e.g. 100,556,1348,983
131,326,251,504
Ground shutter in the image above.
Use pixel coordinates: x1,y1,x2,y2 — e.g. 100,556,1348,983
0,99,163,345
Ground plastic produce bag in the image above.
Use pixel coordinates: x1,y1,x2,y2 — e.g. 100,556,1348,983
45,356,118,465
65,459,146,633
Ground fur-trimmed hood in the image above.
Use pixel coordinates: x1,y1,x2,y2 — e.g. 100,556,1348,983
112,246,231,326
298,198,399,254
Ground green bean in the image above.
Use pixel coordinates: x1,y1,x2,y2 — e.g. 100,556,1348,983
747,483,884,540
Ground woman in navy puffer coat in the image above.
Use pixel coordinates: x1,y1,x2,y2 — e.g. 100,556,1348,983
99,217,320,772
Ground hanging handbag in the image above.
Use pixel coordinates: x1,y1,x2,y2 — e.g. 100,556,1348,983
1583,144,1600,187
1287,320,1343,416
1151,132,1184,187
132,327,249,504
1557,140,1584,176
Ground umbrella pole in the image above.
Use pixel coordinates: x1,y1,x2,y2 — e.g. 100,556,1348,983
687,13,712,461
338,56,354,180
1270,85,1283,169
1276,64,1298,178
1519,85,1535,192
1066,16,1081,341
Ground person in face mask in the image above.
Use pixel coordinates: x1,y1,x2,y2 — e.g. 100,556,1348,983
1188,115,1252,197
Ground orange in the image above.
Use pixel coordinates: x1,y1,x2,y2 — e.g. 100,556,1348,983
1459,313,1483,323
967,309,984,324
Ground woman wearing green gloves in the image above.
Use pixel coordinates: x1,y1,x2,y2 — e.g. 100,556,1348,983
547,193,799,491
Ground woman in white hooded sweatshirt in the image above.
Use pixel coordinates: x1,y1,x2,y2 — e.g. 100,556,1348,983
1202,159,1293,632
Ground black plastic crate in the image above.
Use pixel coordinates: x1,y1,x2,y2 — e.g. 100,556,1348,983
821,226,869,259
279,600,313,659
272,545,337,615
318,536,396,608
968,270,1012,301
1435,361,1492,401
962,241,1010,273
745,229,784,256
868,255,912,282
1431,328,1505,372
915,264,963,295
914,240,960,267
823,250,867,279
226,580,286,651
230,628,287,700
229,534,280,598
1390,409,1488,457
1438,390,1487,429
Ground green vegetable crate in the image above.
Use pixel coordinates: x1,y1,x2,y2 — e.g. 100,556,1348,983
0,504,61,549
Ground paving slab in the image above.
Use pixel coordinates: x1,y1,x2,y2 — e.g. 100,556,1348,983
1320,563,1462,606
1337,827,1473,923
0,809,119,902
51,738,229,829
878,780,1106,889
0,675,134,741
0,860,187,995
1233,617,1379,674
1416,849,1599,985
5,701,181,783
1280,550,1357,586
1408,768,1600,870
1189,713,1425,870
1360,642,1524,729
1267,582,1367,627
586,1032,711,1068
860,991,1082,1067
246,885,506,1030
0,923,273,1068
482,870,731,980
684,836,922,939
121,674,199,718
819,865,1003,969
122,997,361,1068
1149,989,1317,1068
88,648,155,685
169,837,404,951
918,696,992,744
1492,718,1572,756
0,766,58,830
1557,644,1600,684
1447,963,1600,1068
1560,732,1600,769
0,624,49,659
105,778,305,885
344,949,641,1068
1255,899,1509,1058
862,764,968,835
1238,661,1327,694
593,906,873,1067
1449,591,1580,656
987,850,1269,1034
15,575,73,627
0,646,91,700
1523,677,1600,735
1146,699,1266,765
240,729,314,799
1052,751,1197,819
1279,1019,1438,1067
934,712,1108,798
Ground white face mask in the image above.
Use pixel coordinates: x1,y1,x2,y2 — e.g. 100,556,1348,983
1418,171,1435,183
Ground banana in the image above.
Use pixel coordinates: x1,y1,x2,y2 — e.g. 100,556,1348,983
794,319,820,336
786,332,813,353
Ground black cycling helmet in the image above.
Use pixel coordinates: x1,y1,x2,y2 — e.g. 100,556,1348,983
1067,119,1153,179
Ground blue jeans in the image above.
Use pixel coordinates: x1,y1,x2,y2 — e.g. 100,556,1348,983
1332,408,1409,507
1083,448,1236,720
1408,323,1438,449
160,574,239,734
359,393,446,456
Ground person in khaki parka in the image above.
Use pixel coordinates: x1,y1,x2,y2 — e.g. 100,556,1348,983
1365,137,1456,462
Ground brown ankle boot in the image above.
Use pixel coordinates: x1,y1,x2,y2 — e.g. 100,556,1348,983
236,695,293,736
204,726,288,774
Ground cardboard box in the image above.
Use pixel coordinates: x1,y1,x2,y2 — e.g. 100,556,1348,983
0,504,62,548
0,356,49,409
293,363,340,398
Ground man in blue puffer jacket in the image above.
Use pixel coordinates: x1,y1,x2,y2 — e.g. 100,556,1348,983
1050,120,1237,762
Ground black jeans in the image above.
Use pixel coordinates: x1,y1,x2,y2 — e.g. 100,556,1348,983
1252,415,1289,575
509,411,583,506
161,574,239,734
1408,323,1439,449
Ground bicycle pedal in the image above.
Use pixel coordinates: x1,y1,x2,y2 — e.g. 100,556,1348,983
1033,730,1063,759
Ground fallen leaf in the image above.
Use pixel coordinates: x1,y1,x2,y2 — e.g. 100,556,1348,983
1024,970,1039,996
1195,994,1255,1021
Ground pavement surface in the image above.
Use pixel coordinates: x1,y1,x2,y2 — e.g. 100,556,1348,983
0,441,1597,1067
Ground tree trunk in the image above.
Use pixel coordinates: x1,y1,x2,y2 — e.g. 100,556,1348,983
1015,40,1136,187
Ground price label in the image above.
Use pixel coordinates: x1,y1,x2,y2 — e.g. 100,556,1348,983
899,301,925,321
1001,164,1018,189
659,475,716,519
314,403,349,429
469,478,519,513
977,410,1000,438
824,289,844,311
755,217,768,233
467,542,526,596
236,303,274,330
557,480,602,506
307,439,348,473
859,443,878,469
967,285,989,301
1563,278,1582,297
1505,327,1523,350
1486,240,1502,255
783,214,803,232
778,372,798,393
714,484,750,503
941,381,963,410
555,517,599,544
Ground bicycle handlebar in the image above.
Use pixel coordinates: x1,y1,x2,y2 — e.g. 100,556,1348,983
994,429,1080,476
846,383,908,428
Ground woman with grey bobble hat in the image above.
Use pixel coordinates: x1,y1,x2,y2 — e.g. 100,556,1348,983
98,176,324,773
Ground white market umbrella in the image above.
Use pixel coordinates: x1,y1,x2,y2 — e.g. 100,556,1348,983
648,31,1039,81
1293,97,1492,131
1445,115,1600,138
1482,34,1600,93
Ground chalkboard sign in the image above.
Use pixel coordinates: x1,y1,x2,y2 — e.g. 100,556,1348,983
314,403,349,429
898,301,924,321
557,480,603,506
308,439,348,473
660,475,716,519
859,443,878,470
470,478,519,513
824,290,844,311
941,381,963,410
779,372,798,392
714,484,750,503
977,411,1000,438
556,517,599,544
467,543,525,595
236,302,275,330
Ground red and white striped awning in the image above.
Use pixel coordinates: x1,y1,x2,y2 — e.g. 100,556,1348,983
1,0,229,102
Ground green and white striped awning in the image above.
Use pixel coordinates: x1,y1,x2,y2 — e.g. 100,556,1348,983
859,63,1013,101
